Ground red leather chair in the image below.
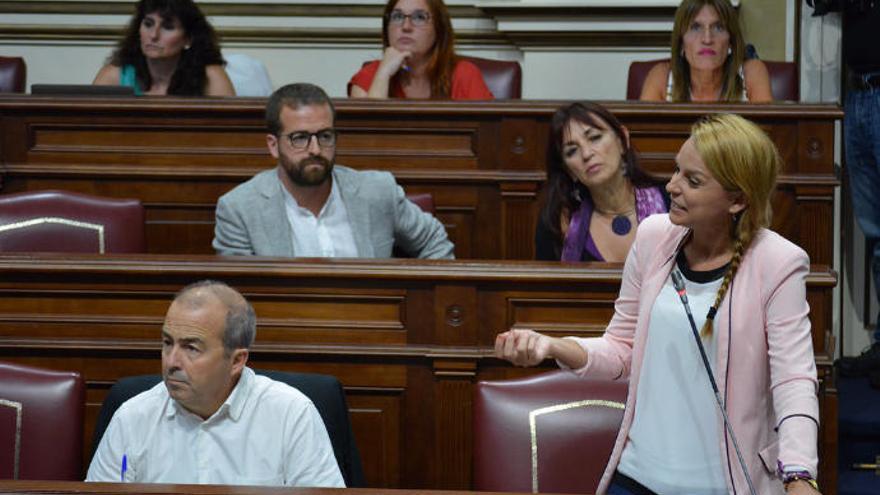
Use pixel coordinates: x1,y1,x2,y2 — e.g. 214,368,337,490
462,56,522,99
0,190,146,253
0,57,26,93
0,362,85,480
405,192,435,215
626,58,799,101
473,370,628,494
763,60,799,102
393,193,437,258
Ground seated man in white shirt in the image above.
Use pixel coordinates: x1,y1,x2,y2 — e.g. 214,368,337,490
212,82,454,259
87,280,345,487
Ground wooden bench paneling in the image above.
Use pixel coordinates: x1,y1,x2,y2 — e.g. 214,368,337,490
0,254,838,492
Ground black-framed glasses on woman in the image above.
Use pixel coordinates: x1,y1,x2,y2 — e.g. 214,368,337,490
387,9,431,27
281,129,337,149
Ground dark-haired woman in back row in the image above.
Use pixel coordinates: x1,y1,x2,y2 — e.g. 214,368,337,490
536,102,668,262
94,0,235,96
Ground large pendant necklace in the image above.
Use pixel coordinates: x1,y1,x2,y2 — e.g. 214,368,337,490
594,188,636,236
594,207,636,236
611,215,632,236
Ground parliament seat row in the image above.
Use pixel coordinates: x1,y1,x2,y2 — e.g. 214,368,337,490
2,53,802,101
0,94,841,493
1,360,630,494
0,253,839,492
0,190,439,256
0,97,841,263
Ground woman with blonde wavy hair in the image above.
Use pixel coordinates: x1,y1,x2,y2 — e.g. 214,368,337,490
496,114,820,495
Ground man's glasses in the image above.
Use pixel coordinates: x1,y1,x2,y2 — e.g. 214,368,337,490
387,10,431,27
281,129,337,149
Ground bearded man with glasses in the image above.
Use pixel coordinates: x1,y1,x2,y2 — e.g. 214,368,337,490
213,82,454,259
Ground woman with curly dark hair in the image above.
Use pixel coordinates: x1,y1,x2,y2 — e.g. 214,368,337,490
94,0,234,96
347,0,492,99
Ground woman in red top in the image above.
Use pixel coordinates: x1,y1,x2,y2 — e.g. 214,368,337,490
348,0,493,100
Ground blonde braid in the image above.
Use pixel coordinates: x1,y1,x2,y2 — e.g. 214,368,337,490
690,113,779,337
699,227,754,337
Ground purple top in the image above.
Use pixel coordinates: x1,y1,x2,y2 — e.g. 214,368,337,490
561,186,667,262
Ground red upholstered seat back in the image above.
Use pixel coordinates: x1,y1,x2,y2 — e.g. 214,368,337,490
405,192,435,215
473,370,628,494
626,58,666,101
0,190,146,253
0,361,84,480
626,58,799,101
392,193,437,258
461,56,522,99
0,57,26,93
764,60,799,102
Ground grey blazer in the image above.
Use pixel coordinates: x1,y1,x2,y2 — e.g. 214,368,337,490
213,165,454,259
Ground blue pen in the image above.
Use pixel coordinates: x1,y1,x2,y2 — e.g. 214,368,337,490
121,454,127,482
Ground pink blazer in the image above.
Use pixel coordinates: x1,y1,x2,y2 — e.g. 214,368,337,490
567,214,819,494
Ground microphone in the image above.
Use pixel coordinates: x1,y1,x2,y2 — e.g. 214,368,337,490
670,270,757,495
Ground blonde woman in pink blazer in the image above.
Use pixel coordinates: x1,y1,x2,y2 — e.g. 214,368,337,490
497,114,820,495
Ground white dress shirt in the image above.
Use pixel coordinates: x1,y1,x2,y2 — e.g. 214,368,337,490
86,367,345,487
283,179,358,258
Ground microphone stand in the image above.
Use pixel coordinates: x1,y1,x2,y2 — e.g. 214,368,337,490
670,270,757,495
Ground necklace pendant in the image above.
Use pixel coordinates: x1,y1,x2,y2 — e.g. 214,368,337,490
611,215,632,236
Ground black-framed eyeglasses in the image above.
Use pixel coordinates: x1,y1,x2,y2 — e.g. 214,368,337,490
281,129,337,149
387,9,431,27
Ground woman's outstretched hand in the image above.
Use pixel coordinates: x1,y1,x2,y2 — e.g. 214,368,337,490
495,329,553,367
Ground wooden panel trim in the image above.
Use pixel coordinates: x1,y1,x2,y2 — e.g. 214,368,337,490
0,254,839,284
0,164,546,183
0,1,481,17
0,96,846,120
0,254,626,281
0,25,506,46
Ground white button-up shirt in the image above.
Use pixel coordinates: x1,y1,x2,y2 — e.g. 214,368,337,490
283,179,358,257
86,367,345,487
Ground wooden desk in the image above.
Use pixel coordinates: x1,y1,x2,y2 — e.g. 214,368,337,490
0,97,841,264
0,254,838,493
0,480,555,495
